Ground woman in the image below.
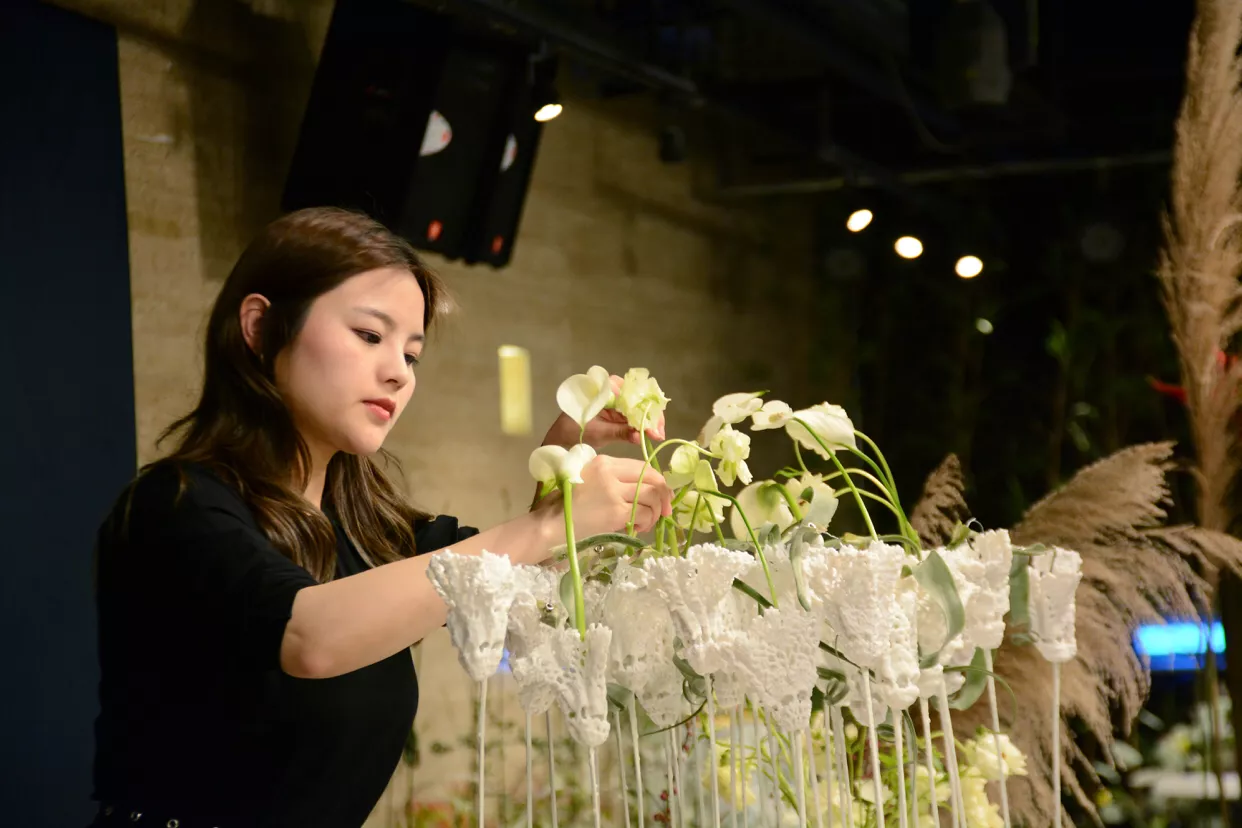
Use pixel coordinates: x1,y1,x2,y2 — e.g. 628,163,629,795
90,207,672,828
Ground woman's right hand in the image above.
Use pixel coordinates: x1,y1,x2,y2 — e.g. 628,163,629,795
536,455,673,540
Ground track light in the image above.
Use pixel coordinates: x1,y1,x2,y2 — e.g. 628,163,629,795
895,236,923,259
956,255,983,279
846,209,873,232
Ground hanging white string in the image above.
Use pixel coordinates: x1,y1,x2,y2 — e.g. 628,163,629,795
832,707,855,828
824,711,836,828
547,711,560,828
476,681,488,828
806,727,824,828
615,708,632,828
917,699,939,828
694,718,707,826
706,680,723,828
892,707,909,828
732,707,742,828
1052,663,1062,828
981,650,1011,828
525,711,534,828
860,673,886,828
589,747,603,828
629,697,646,828
767,714,783,826
793,730,808,828
935,679,967,828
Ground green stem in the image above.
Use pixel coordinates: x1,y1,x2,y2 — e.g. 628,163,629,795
794,418,877,539
700,489,778,608
831,488,907,525
775,482,806,522
560,482,587,639
626,438,715,535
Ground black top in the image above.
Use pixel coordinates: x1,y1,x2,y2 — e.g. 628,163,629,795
91,462,476,828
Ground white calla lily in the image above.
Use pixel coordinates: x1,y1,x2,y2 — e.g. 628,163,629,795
528,443,597,487
789,472,839,528
555,365,613,428
785,402,857,456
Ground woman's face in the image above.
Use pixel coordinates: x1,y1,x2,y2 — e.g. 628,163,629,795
273,267,426,463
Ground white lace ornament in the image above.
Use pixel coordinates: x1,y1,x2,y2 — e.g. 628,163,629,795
601,562,675,693
1029,547,1083,663
876,581,920,709
507,565,562,659
551,624,614,747
511,644,559,715
427,551,517,681
816,541,906,670
645,544,756,676
959,530,1013,651
916,546,977,699
636,657,690,728
735,606,821,733
712,590,761,709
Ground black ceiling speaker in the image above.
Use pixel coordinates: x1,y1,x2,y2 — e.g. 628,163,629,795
283,0,551,267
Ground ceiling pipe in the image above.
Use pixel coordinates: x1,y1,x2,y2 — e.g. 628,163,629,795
442,0,957,216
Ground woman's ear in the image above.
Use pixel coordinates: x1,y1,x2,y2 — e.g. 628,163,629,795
239,293,272,355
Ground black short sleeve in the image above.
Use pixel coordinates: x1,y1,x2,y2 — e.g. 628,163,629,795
413,514,479,555
102,463,319,671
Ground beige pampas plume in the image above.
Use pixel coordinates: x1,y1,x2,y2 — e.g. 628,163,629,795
1158,0,1242,534
908,454,971,548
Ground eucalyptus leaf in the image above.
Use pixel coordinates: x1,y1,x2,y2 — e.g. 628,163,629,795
559,571,577,628
913,549,966,668
948,648,989,710
733,577,774,609
607,683,634,712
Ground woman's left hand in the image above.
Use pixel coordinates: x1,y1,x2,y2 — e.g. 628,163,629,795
541,374,666,450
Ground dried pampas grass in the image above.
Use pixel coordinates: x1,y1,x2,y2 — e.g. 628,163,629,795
911,443,1242,826
909,454,970,548
1158,0,1242,533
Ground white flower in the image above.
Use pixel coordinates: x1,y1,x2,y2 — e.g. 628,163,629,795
787,472,839,529
555,365,613,428
528,443,596,486
751,399,794,430
709,424,753,486
615,367,670,431
675,490,727,534
729,480,796,540
699,391,765,444
959,769,1004,828
665,443,701,488
962,730,1028,779
785,402,857,457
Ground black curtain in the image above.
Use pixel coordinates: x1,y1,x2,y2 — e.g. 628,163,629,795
0,2,135,825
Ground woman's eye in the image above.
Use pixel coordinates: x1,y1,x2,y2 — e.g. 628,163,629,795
355,329,381,345
405,353,421,368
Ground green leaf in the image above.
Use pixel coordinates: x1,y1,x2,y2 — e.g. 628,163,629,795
789,526,817,611
732,577,774,609
912,549,966,668
1007,554,1031,631
816,666,850,706
607,683,634,712
948,648,989,710
948,521,972,549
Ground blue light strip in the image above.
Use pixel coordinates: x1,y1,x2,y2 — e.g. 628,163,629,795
1134,621,1226,672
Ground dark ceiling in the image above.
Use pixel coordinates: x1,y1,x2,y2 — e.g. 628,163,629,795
430,0,1196,206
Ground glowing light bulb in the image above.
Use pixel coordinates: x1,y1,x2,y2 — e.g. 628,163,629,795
975,318,994,335
956,255,984,279
846,209,873,232
534,103,562,122
895,236,923,259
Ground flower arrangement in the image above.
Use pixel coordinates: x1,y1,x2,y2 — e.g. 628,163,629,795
426,367,1081,828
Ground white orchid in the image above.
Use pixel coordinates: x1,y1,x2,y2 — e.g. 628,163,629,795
962,730,1028,779
751,399,794,430
787,472,839,528
699,391,766,444
709,424,753,486
555,365,614,428
675,489,727,534
528,443,596,488
615,367,670,431
785,402,858,457
665,442,701,488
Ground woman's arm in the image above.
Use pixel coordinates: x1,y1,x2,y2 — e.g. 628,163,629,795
280,509,557,679
281,455,671,679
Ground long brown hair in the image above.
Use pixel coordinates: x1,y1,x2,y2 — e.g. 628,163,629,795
157,207,447,581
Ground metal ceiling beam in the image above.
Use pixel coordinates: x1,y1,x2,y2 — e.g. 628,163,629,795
440,0,957,216
713,0,960,139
